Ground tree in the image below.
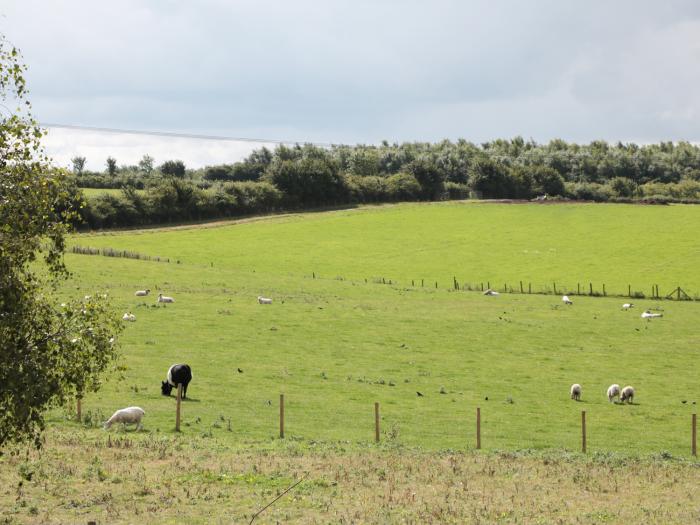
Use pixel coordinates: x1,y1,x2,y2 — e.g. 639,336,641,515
138,154,155,175
0,35,121,448
160,159,186,178
71,156,86,175
106,156,117,176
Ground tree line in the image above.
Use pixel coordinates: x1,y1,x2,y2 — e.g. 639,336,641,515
76,138,700,229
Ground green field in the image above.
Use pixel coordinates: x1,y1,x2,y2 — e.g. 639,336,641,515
80,187,146,198
51,201,700,454
4,201,700,524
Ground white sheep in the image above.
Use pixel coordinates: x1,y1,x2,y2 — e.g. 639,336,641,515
562,295,573,305
157,293,175,303
641,310,662,319
607,384,620,402
104,406,145,430
620,385,635,404
257,296,273,304
570,383,582,401
483,289,499,296
135,289,151,297
622,303,634,310
122,312,136,322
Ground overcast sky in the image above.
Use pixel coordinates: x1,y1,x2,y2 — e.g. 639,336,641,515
3,1,700,170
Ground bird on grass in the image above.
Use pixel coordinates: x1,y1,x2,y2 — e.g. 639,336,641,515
237,368,243,373
562,295,573,305
416,391,424,397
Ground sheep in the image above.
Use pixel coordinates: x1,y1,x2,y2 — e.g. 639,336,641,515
620,385,635,404
607,384,620,402
483,289,499,296
570,383,582,401
641,310,662,319
157,293,175,303
122,312,136,322
257,296,273,304
104,406,145,430
135,289,151,297
161,364,193,398
622,303,634,310
562,295,573,305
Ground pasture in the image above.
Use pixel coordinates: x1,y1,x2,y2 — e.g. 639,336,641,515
5,200,700,523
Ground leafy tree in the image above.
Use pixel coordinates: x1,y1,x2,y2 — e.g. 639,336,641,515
0,35,121,448
408,156,445,200
160,159,186,178
106,156,117,176
71,156,86,175
138,154,155,175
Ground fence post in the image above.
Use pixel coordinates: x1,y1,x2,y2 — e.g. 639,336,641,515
375,402,380,443
435,281,438,288
76,397,82,422
693,413,697,457
628,284,631,297
312,272,315,279
678,287,681,300
422,279,424,287
175,384,182,432
528,283,531,294
487,281,490,290
412,280,414,287
577,283,580,295
603,283,606,296
476,407,481,450
589,283,593,296
553,282,557,295
581,410,586,453
279,394,285,439
520,281,524,293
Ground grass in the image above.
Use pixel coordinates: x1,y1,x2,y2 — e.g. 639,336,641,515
6,200,700,522
80,188,145,198
1,431,699,524
76,200,700,297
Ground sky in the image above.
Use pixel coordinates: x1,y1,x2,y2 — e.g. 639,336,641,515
2,1,700,170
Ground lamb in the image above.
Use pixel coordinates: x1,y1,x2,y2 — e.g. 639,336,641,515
562,295,573,305
570,383,582,401
607,384,620,402
257,296,273,304
135,289,151,297
641,310,662,319
483,289,499,296
620,385,635,404
104,406,145,430
157,293,175,303
122,312,136,322
622,303,634,310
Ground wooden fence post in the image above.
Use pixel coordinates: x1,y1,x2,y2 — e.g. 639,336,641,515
175,384,182,432
520,281,524,293
628,284,631,297
375,402,380,443
581,410,587,453
589,283,593,296
422,279,424,287
692,413,697,457
487,281,490,290
577,283,580,295
76,398,82,422
476,407,481,450
528,283,531,294
603,283,606,296
280,394,285,439
553,282,557,295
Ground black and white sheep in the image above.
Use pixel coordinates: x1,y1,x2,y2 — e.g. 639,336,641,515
161,364,193,398
104,406,145,430
135,289,151,297
257,296,273,304
157,293,175,303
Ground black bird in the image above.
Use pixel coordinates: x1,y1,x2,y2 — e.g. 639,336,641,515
682,400,687,404
484,396,489,401
237,368,243,373
416,391,424,397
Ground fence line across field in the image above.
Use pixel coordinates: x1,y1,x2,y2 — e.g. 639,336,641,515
80,397,698,457
310,271,699,301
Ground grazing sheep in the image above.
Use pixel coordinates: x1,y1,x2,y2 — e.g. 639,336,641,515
483,289,499,296
607,384,620,402
641,310,662,319
122,312,136,322
257,296,273,304
622,303,634,310
104,406,145,430
562,295,573,305
161,364,193,398
135,289,151,297
620,385,635,403
157,293,175,303
570,383,582,401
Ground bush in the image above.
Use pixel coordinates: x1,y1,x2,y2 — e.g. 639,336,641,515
386,173,422,201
